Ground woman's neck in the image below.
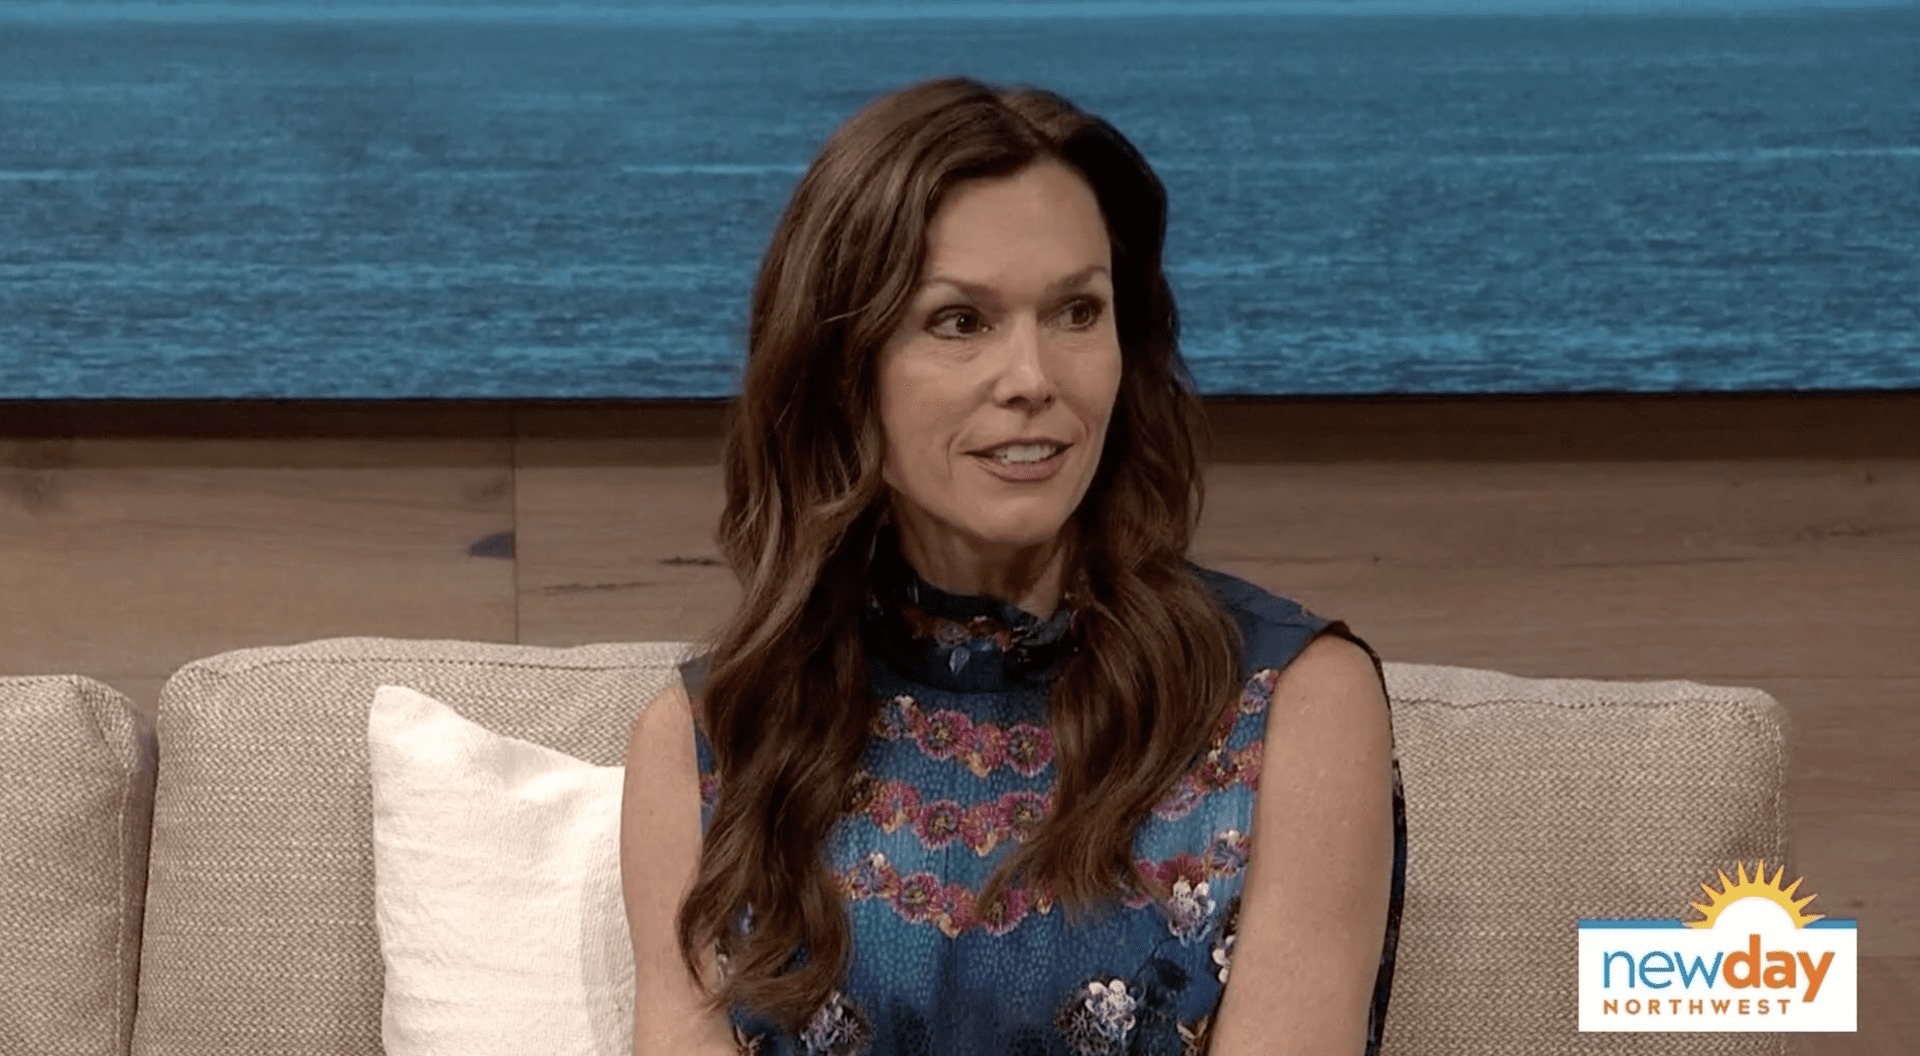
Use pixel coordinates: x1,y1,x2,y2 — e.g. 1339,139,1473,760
888,516,1076,621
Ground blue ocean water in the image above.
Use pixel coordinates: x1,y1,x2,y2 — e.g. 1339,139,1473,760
1,4,1916,398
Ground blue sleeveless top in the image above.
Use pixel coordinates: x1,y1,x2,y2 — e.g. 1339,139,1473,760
683,537,1406,1056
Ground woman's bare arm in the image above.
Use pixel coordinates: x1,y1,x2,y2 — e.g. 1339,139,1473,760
1206,632,1398,1056
621,681,739,1056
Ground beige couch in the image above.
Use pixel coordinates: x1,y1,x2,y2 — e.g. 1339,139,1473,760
2,638,1796,1056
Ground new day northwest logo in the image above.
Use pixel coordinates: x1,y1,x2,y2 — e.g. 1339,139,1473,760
1579,862,1857,1032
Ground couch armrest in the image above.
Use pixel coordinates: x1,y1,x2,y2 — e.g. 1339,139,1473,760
0,675,156,1056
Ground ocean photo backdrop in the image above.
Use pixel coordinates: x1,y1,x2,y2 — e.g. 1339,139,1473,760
2,1,1916,399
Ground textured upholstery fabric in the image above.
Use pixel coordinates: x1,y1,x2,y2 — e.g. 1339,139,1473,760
0,675,155,1056
1381,663,1792,1056
127,638,1795,1056
130,638,687,1056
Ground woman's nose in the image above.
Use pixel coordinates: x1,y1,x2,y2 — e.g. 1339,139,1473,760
993,318,1057,408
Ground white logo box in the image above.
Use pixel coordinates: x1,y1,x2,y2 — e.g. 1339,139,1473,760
1578,897,1856,1033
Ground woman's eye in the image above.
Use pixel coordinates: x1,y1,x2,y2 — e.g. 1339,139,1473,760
929,308,984,338
1062,297,1105,329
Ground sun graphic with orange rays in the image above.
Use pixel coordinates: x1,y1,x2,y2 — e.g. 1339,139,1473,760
1685,861,1825,930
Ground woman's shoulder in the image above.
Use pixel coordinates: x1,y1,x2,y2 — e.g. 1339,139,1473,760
1185,561,1392,717
1183,561,1343,673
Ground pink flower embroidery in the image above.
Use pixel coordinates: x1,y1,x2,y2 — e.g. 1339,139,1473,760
933,882,979,938
866,695,1053,778
1240,668,1279,715
1153,777,1203,821
1239,740,1265,792
893,873,942,924
958,799,1012,857
1003,790,1050,842
962,722,1010,777
1205,829,1252,877
1006,724,1054,777
977,885,1031,936
920,709,972,760
913,799,965,850
844,852,897,900
1194,744,1246,792
1148,853,1209,893
839,858,1047,937
871,696,914,739
867,779,922,834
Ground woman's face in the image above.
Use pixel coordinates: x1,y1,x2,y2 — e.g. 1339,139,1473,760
876,159,1123,575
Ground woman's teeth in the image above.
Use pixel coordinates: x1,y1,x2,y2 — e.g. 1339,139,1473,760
990,444,1061,464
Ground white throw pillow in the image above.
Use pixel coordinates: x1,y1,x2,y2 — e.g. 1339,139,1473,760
368,684,635,1056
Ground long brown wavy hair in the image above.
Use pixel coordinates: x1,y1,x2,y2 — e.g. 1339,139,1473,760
677,76,1246,1032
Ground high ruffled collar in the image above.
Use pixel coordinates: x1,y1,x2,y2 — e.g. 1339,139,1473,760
860,525,1081,694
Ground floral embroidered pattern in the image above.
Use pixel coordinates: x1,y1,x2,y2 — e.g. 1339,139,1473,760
1211,896,1242,985
859,522,1080,692
1151,741,1265,821
1238,666,1280,717
1056,978,1139,1056
1204,828,1252,878
798,990,872,1056
833,851,1057,938
852,772,1051,856
1118,835,1248,940
1177,1014,1214,1056
871,695,1054,778
1148,668,1277,821
898,602,1020,655
704,669,1275,816
1165,878,1217,944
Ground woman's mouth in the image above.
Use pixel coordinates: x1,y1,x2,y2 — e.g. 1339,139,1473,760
971,443,1070,483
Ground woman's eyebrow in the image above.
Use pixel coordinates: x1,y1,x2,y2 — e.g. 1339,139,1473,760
916,264,1111,300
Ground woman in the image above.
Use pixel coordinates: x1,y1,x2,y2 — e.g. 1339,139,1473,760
621,76,1406,1056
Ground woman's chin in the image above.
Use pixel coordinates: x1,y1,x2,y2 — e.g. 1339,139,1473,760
955,511,1077,552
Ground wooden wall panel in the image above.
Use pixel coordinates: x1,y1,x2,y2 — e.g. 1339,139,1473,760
1,419,519,714
514,448,736,647
1195,461,1920,680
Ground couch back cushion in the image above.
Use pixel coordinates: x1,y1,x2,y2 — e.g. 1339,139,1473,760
131,639,1790,1056
1383,663,1790,1055
131,638,683,1056
0,675,155,1056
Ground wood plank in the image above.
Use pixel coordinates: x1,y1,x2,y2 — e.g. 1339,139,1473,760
8,391,1915,459
1192,460,1918,566
1200,392,1920,463
512,440,735,646
0,400,519,439
515,447,1920,671
1193,456,1920,678
1798,956,1919,1056
1789,805,1920,959
0,436,518,715
1211,553,1920,681
1780,679,1919,960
